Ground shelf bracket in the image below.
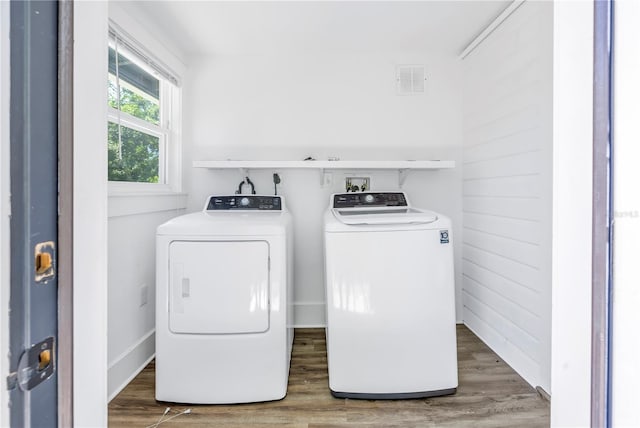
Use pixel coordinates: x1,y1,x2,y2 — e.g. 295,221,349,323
398,169,409,187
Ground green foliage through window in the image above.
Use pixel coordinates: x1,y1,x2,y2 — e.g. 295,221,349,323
108,123,159,183
108,78,160,125
108,43,164,184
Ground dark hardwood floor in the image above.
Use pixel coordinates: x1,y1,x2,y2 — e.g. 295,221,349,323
108,326,549,427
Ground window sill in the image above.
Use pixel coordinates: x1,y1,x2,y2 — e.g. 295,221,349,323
108,191,188,218
108,181,176,194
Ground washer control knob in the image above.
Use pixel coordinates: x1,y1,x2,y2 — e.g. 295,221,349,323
364,194,375,203
240,197,250,207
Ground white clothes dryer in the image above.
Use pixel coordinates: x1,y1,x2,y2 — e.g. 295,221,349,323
323,192,457,399
156,195,293,404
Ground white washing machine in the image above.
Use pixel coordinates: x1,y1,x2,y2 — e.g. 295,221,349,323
323,192,458,399
156,195,293,404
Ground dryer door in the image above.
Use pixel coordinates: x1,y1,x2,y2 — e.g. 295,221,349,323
168,240,270,334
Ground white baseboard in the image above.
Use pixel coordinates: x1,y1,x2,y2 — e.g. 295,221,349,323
108,329,155,402
463,311,538,389
294,301,325,327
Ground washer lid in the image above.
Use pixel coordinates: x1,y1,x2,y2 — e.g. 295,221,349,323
329,191,437,225
332,207,438,226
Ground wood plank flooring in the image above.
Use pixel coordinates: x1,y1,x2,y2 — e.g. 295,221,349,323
108,326,549,427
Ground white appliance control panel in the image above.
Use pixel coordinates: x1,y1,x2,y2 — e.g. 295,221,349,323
332,192,407,208
205,195,282,211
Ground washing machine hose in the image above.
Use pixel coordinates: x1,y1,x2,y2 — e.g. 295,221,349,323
235,177,256,194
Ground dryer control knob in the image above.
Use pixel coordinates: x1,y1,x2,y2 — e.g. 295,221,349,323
240,197,250,207
364,194,375,203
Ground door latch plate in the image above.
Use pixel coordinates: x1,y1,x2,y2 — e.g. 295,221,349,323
6,337,55,391
34,241,55,283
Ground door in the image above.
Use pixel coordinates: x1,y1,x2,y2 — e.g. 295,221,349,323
9,1,59,426
169,241,270,334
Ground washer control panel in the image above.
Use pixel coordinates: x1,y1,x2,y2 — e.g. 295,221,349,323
206,196,282,211
333,192,407,208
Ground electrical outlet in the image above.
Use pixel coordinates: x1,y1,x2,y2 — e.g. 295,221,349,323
140,284,148,307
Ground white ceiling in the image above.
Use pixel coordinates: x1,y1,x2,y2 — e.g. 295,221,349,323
133,1,510,57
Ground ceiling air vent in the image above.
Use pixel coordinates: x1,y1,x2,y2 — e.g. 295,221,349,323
396,65,426,95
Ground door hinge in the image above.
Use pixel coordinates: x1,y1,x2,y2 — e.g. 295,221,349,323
5,337,55,391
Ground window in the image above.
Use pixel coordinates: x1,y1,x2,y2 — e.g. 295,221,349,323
108,28,180,190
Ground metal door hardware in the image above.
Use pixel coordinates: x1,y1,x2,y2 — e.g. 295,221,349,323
6,337,55,391
34,241,55,283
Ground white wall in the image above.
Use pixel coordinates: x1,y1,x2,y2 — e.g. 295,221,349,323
106,2,188,401
550,0,593,426
74,1,109,426
107,204,185,400
0,1,10,425
461,1,553,392
183,52,464,325
612,0,640,425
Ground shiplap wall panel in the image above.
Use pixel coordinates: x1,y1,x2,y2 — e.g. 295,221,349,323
463,276,541,340
463,174,541,198
465,53,545,111
467,57,540,98
462,260,541,315
464,150,543,178
463,228,539,267
463,244,540,292
464,106,539,146
464,197,542,222
464,212,541,243
462,0,552,392
463,129,540,163
465,84,545,131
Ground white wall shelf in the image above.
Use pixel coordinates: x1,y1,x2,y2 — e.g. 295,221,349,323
193,160,454,169
193,160,455,186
